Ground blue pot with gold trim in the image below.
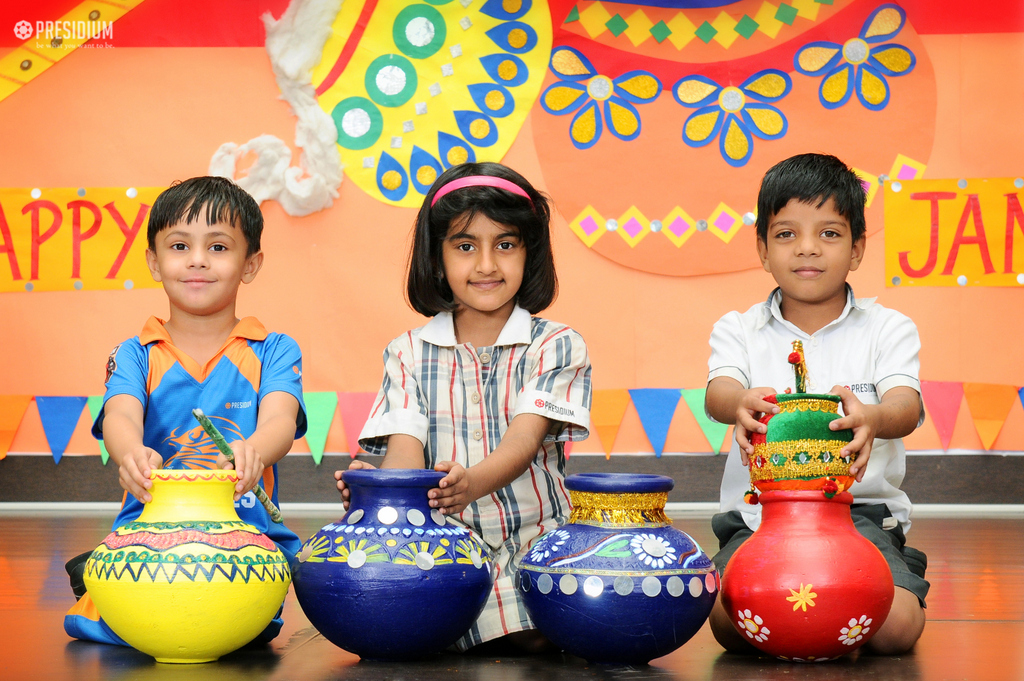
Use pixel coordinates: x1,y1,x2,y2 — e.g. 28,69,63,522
293,469,494,659
517,473,717,664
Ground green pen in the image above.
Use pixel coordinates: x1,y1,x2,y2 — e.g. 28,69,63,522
192,408,284,524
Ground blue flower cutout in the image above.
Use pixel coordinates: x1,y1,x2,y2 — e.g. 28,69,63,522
794,3,916,111
540,46,661,150
673,69,792,167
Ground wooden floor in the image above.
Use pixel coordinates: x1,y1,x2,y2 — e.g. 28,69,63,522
2,512,1022,681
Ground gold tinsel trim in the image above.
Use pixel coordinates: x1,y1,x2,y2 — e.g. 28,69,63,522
568,491,670,525
750,439,851,482
777,398,838,414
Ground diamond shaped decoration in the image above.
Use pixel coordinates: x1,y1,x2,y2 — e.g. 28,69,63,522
775,3,798,25
710,11,739,48
605,14,629,37
650,20,672,43
694,21,718,44
661,207,698,247
565,5,580,23
754,2,785,38
707,203,744,243
579,2,613,38
615,207,651,247
623,10,655,46
569,206,607,247
735,15,759,39
666,13,697,49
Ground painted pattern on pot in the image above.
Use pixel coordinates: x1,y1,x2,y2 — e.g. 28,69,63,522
293,469,494,660
721,490,894,661
518,473,717,664
83,469,291,664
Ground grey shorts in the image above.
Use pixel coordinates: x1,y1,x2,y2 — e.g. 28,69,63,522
711,503,930,607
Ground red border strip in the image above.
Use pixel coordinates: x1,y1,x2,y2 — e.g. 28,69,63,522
315,0,379,97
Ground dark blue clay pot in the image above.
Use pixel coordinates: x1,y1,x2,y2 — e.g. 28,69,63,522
293,469,494,659
517,473,718,664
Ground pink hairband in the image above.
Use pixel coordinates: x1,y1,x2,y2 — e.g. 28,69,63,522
430,175,532,207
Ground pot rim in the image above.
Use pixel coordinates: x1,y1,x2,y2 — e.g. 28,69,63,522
774,393,841,404
758,490,854,504
342,468,446,488
150,469,238,482
565,472,674,494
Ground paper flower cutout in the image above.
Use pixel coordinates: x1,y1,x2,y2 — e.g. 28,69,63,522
794,3,916,111
540,46,661,150
672,69,792,167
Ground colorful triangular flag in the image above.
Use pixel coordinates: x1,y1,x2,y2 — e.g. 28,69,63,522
590,389,631,459
680,389,730,453
962,383,1019,450
35,396,87,464
920,381,963,451
628,389,681,457
337,392,378,458
302,392,338,465
86,395,110,464
0,395,32,460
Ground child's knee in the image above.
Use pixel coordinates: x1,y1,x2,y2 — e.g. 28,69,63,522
864,587,925,655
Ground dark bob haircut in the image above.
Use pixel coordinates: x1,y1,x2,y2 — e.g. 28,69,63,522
407,162,557,317
755,153,867,243
147,176,263,256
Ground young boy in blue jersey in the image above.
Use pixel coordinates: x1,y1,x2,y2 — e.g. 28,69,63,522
64,176,307,647
705,154,928,655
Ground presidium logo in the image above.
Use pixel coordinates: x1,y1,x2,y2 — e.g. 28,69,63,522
534,398,576,419
13,17,114,48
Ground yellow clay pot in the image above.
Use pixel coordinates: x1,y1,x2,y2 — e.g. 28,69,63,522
84,470,291,663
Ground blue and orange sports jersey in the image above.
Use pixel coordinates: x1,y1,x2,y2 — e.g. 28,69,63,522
92,316,307,556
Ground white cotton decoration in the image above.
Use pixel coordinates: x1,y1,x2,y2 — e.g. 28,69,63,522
209,0,345,216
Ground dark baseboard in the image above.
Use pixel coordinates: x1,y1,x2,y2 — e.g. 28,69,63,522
0,454,1019,505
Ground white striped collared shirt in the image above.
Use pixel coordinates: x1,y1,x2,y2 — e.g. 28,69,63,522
359,304,592,648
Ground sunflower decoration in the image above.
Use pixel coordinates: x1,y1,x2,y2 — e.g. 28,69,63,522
673,69,792,167
540,46,662,149
793,3,916,111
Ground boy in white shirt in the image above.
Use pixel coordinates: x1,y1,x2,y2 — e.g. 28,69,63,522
705,153,928,655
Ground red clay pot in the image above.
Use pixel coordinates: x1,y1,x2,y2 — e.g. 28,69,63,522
721,491,894,662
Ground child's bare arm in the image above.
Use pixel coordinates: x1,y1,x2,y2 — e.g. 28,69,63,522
705,376,779,463
829,385,921,481
221,391,300,501
102,394,163,503
430,414,551,515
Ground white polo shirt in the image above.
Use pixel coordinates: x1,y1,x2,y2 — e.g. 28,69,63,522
707,287,922,534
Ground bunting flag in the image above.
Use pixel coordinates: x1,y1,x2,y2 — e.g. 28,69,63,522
0,395,32,460
680,389,730,454
34,396,87,464
920,381,964,451
590,389,632,459
962,383,1020,450
628,389,681,457
302,392,338,466
337,392,378,458
85,395,109,464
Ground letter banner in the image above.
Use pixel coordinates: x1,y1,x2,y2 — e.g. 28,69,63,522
0,187,164,293
884,178,1024,287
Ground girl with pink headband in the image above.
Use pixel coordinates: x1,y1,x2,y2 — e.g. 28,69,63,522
336,162,593,655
